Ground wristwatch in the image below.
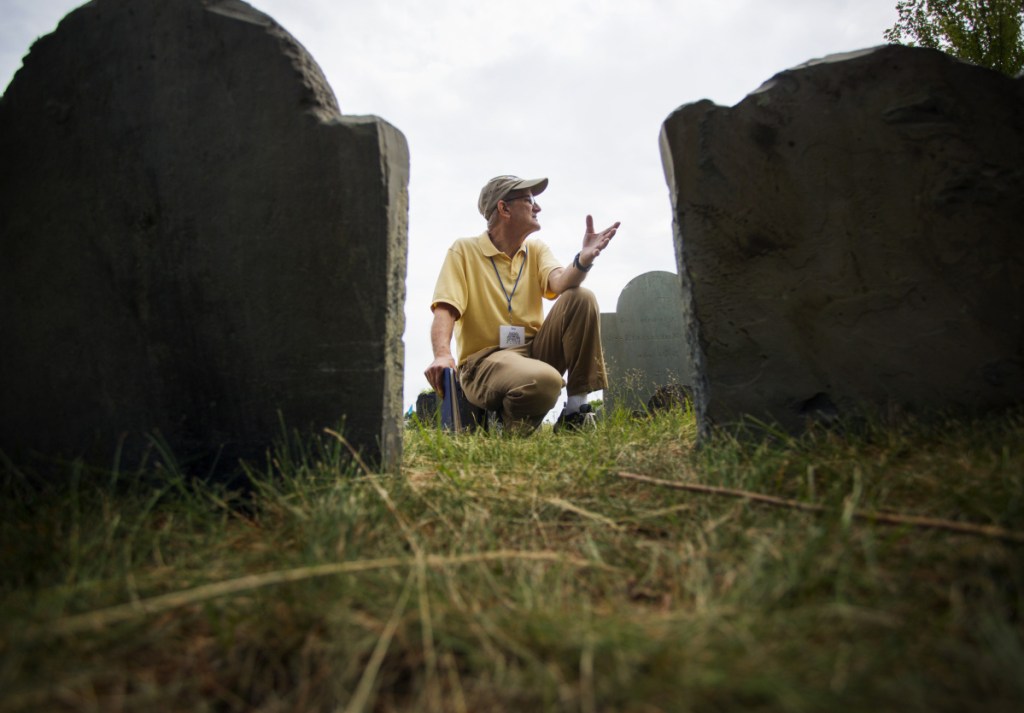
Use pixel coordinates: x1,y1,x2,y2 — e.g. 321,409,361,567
573,252,592,272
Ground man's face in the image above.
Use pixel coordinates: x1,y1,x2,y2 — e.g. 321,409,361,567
503,192,542,234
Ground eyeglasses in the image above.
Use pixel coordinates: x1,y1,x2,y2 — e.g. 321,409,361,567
502,195,536,206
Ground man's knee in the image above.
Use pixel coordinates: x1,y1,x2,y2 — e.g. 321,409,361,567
508,361,563,414
532,365,564,405
559,286,598,310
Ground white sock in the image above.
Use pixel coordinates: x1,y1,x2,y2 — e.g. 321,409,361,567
564,394,588,414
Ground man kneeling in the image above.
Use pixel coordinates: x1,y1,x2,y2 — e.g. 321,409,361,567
424,175,620,433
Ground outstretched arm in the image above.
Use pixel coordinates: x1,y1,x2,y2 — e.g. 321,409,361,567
424,303,459,393
547,215,620,295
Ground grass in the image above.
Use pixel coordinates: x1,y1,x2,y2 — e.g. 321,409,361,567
1,406,1023,712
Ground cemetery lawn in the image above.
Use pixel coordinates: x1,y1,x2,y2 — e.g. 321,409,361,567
2,407,1023,712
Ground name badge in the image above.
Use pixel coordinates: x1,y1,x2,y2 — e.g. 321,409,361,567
499,325,526,349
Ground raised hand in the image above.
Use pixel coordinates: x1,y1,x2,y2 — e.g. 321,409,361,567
580,215,620,267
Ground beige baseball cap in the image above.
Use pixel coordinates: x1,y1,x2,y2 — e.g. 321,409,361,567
478,175,549,219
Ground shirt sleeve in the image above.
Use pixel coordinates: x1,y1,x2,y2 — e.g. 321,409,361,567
431,244,467,318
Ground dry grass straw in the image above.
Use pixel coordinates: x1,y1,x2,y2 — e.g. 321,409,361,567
615,470,1024,543
37,549,619,638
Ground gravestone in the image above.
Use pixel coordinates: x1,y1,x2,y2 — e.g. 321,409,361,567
660,44,1024,437
0,0,409,474
601,271,695,414
416,392,439,424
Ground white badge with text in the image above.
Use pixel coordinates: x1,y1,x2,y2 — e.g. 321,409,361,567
499,325,526,349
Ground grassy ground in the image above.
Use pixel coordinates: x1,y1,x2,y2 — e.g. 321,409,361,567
2,406,1023,712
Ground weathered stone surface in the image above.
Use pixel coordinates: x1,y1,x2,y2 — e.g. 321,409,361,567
646,384,692,415
415,392,439,424
601,271,696,414
0,0,409,473
660,45,1024,436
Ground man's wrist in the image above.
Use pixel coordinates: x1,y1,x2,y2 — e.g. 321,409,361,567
573,252,593,272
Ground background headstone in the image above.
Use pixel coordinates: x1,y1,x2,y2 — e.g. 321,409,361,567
0,0,409,474
660,44,1024,437
416,392,439,424
601,271,695,415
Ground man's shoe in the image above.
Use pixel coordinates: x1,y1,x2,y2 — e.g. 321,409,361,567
554,404,597,433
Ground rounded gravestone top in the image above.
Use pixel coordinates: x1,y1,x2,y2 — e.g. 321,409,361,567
616,270,683,314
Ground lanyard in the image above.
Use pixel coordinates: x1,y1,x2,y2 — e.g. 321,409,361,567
489,247,527,319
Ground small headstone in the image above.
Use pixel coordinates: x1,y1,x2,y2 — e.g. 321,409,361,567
660,45,1024,437
601,271,695,414
416,392,439,424
647,384,693,415
0,0,409,474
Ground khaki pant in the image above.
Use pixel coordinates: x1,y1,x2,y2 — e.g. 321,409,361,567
459,287,607,430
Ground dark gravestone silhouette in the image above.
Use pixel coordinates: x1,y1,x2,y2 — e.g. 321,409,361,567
0,0,409,473
601,271,695,415
660,45,1024,437
416,392,439,424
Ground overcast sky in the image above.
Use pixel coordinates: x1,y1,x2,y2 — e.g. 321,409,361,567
2,0,899,416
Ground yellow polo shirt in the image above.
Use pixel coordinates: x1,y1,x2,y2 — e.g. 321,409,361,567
432,231,562,365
